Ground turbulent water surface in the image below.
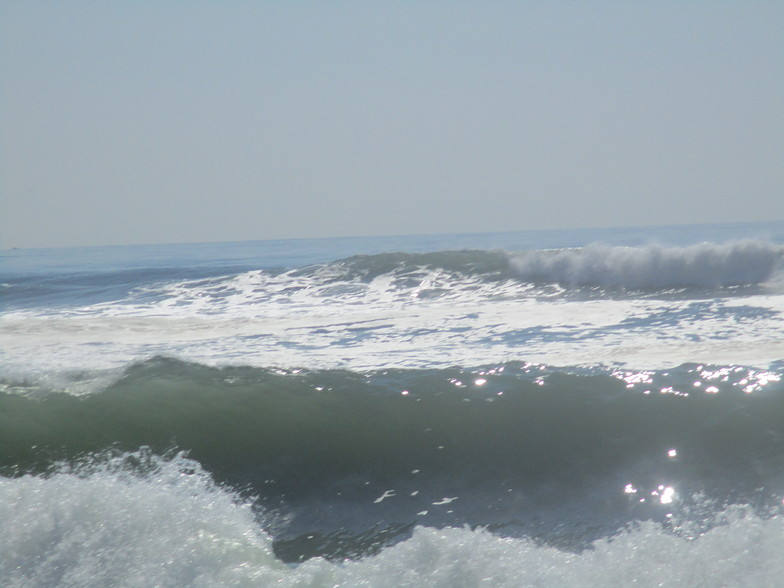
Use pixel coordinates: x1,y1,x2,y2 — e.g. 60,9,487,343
2,222,784,586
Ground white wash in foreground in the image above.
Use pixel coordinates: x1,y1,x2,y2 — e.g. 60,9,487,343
2,453,783,588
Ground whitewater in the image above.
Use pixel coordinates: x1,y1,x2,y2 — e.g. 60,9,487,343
2,221,784,587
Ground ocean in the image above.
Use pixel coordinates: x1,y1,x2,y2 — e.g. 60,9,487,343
2,221,784,587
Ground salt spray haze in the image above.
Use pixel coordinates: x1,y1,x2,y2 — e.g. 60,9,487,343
2,222,784,587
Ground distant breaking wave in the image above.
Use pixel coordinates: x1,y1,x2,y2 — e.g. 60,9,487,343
3,241,782,319
321,240,784,290
508,240,784,289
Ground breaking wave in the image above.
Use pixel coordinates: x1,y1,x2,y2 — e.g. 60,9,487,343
4,448,784,587
508,239,784,289
3,357,784,563
4,241,782,321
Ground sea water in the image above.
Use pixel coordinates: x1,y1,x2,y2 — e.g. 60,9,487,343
1,221,784,587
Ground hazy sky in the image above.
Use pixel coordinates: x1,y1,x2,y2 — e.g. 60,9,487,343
1,1,782,248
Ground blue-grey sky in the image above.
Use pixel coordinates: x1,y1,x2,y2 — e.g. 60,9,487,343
1,1,782,248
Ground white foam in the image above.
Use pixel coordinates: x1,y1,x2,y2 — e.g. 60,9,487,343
1,258,529,323
2,241,784,381
509,240,784,288
3,291,784,380
326,513,784,587
0,452,287,587
3,452,784,587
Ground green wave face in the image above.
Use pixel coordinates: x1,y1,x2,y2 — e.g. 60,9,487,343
4,357,784,560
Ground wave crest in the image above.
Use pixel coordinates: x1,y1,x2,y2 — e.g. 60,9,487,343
508,240,784,289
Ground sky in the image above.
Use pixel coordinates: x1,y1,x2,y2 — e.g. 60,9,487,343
1,1,782,249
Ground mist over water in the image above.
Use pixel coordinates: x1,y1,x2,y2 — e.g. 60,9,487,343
2,222,784,586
